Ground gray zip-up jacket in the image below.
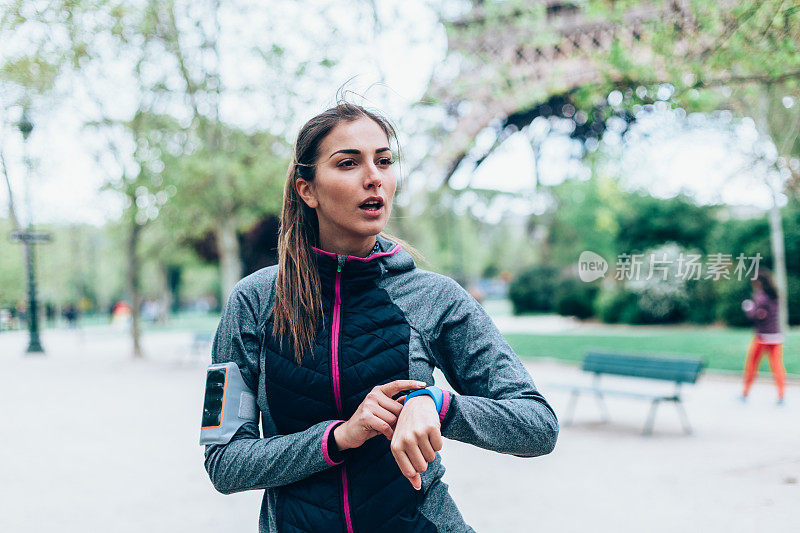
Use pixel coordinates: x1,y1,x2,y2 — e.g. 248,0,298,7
203,233,559,532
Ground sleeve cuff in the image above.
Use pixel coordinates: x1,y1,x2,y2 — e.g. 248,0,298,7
439,389,451,424
322,420,347,466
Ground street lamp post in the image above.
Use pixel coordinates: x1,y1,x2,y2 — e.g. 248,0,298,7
17,109,44,354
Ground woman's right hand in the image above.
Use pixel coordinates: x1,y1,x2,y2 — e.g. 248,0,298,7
333,380,427,451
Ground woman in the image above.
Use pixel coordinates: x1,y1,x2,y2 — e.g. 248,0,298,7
741,269,786,404
201,100,559,532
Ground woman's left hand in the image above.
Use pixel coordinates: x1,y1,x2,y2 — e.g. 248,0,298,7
390,395,443,490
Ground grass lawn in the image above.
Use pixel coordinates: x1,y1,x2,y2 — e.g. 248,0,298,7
505,327,800,376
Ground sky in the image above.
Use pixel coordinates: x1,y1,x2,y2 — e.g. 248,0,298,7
0,0,791,229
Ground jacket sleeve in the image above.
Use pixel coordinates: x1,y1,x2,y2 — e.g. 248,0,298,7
203,280,346,495
426,277,558,458
745,293,769,323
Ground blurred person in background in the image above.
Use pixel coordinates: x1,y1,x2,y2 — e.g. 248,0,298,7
201,97,558,532
63,304,78,329
741,269,786,404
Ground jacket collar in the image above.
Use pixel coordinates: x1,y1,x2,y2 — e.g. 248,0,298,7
310,233,415,281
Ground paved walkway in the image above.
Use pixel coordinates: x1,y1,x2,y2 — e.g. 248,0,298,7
1,327,797,532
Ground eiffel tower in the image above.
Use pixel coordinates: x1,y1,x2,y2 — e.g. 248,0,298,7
419,1,697,185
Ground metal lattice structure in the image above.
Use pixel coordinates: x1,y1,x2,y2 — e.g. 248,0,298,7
420,1,695,184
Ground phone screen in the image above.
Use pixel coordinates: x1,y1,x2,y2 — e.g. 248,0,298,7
202,367,227,428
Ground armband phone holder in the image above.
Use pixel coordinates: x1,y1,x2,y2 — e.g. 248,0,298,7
199,362,257,445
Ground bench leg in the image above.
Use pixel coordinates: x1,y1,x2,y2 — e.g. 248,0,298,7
674,400,693,435
564,389,579,426
643,399,661,436
594,391,611,423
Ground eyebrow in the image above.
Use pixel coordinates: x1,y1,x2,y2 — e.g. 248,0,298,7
328,147,391,159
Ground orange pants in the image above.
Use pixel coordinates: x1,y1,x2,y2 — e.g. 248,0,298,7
742,336,786,399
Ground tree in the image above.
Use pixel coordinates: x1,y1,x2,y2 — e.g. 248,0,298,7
141,0,349,304
580,0,800,332
53,0,337,353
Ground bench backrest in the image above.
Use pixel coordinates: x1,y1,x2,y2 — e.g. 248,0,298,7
582,351,705,383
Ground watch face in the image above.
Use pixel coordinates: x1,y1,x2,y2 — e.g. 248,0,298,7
202,367,227,428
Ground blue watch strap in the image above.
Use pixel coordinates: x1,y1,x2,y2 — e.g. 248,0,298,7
405,386,443,413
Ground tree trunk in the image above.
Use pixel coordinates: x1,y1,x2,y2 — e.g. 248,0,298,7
768,199,790,332
216,215,242,308
158,262,172,324
127,217,143,359
1,147,20,231
757,85,790,333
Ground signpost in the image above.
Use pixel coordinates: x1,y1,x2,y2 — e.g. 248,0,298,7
10,230,51,243
10,229,51,353
12,108,50,354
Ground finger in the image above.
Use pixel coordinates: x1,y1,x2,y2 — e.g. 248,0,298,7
430,428,444,453
397,395,406,405
374,393,404,416
392,446,420,488
403,438,429,474
380,380,427,397
418,432,437,463
366,413,394,441
368,403,399,428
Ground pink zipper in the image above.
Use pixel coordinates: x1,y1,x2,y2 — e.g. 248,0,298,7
331,256,354,533
310,246,403,533
332,266,343,414
342,467,354,533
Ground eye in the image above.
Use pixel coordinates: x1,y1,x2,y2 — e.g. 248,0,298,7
337,159,356,168
378,157,394,166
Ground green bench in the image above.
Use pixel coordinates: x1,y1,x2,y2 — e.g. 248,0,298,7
559,351,705,436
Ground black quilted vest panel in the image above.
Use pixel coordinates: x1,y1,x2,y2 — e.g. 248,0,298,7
262,248,437,532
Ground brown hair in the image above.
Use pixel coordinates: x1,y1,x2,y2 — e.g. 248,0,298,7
756,269,778,300
272,95,426,365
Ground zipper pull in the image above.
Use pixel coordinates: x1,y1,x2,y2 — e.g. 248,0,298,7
337,254,346,272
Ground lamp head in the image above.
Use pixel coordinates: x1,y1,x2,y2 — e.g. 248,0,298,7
18,109,33,140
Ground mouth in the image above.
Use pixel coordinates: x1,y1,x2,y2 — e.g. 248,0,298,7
358,197,384,212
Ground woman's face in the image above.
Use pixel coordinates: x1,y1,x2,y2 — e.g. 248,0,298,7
297,116,396,253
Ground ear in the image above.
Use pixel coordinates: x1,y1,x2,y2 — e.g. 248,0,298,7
295,177,318,209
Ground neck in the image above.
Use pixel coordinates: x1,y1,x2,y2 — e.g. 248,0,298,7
317,234,378,258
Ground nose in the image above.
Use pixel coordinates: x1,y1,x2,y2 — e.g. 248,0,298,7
364,160,382,189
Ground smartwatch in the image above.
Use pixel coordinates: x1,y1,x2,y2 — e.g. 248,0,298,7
404,385,444,412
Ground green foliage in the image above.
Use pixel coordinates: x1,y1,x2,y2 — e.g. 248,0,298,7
789,274,800,326
545,175,622,265
0,56,60,99
615,192,719,254
595,286,639,324
554,278,599,319
0,219,126,311
159,120,289,241
684,278,718,324
585,0,800,100
708,278,752,328
783,201,800,275
705,215,771,262
508,265,559,314
0,217,24,307
536,183,800,326
508,263,599,319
